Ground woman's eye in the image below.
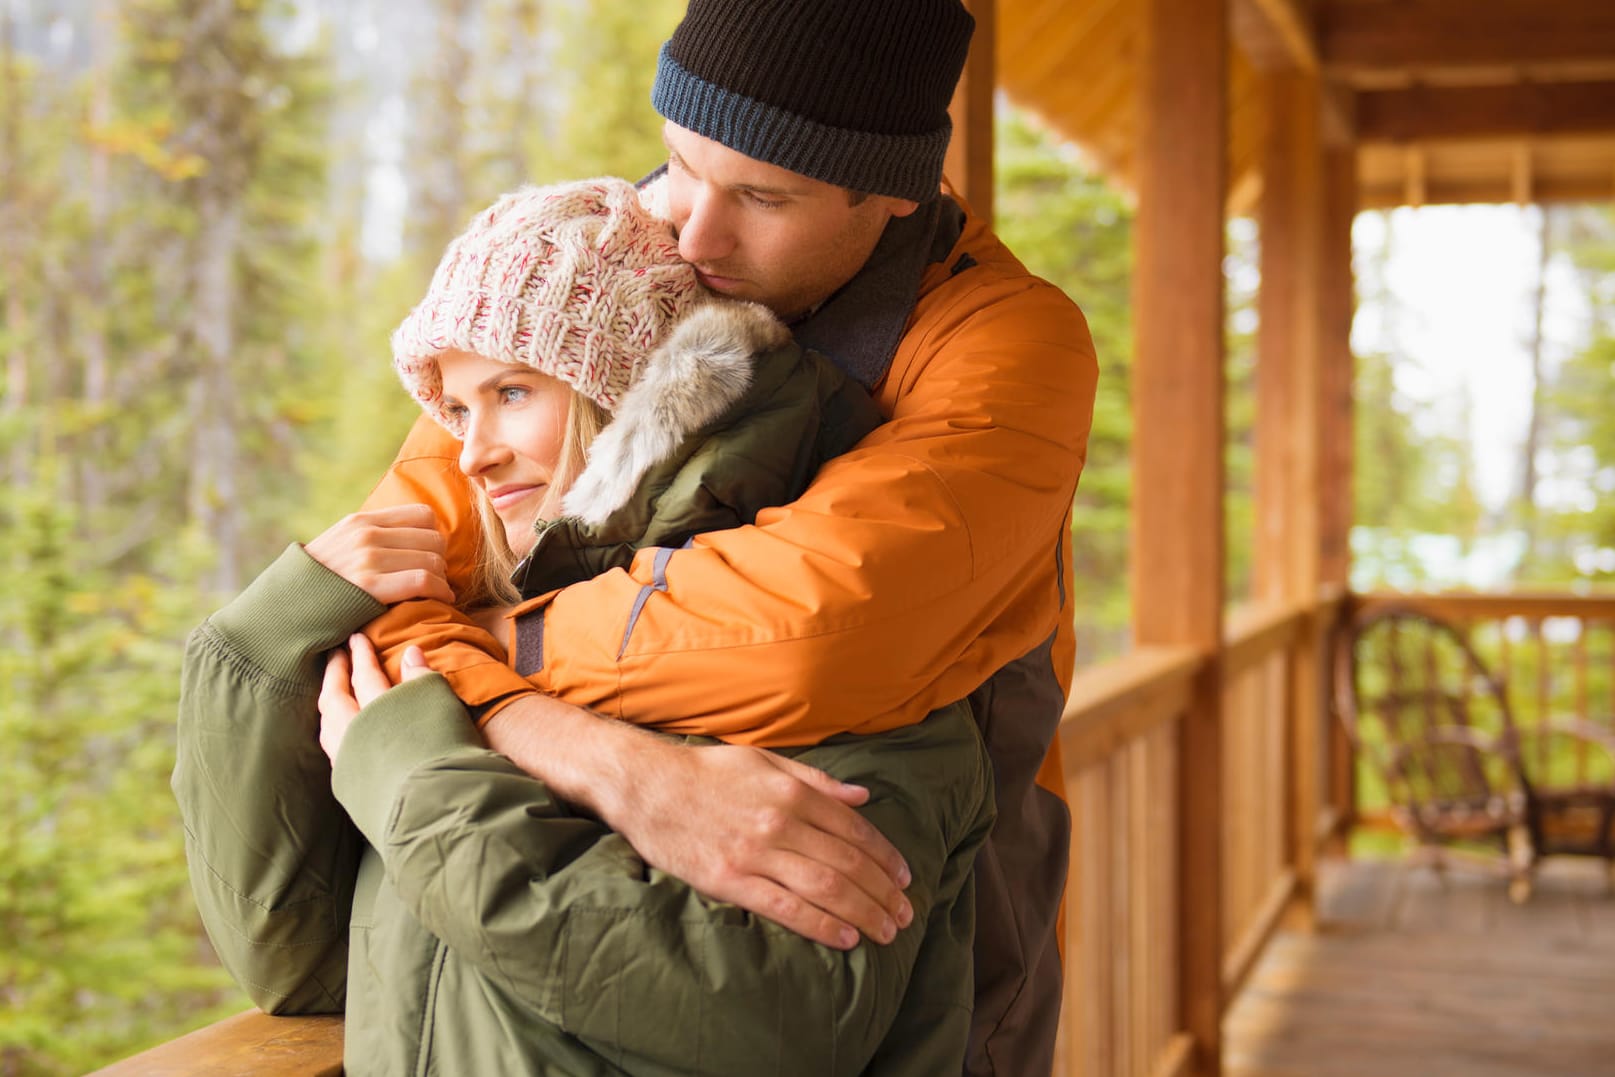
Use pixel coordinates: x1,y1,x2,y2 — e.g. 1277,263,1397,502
499,385,530,405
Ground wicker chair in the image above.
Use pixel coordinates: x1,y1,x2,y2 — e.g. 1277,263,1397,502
1334,604,1615,902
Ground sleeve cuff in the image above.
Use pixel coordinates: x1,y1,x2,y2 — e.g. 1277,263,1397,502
331,673,484,848
208,545,386,682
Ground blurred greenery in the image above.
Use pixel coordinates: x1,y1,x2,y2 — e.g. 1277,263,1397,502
3,0,1614,1072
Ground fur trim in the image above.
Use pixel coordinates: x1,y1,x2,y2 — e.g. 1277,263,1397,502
560,301,790,526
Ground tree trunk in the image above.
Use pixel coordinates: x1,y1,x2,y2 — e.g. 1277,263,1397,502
1517,206,1551,577
188,190,246,594
405,0,474,263
77,0,115,518
1,7,30,488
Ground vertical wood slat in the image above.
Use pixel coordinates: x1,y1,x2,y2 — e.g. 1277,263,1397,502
1535,619,1550,774
1134,0,1227,1070
1113,748,1135,1077
1575,624,1589,783
945,0,997,224
1070,762,1114,1077
1130,739,1152,1075
1153,721,1181,1067
1499,622,1514,725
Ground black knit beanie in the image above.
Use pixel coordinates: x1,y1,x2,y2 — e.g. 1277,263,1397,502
651,0,975,202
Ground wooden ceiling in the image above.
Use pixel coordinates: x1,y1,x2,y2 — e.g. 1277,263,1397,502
997,0,1615,211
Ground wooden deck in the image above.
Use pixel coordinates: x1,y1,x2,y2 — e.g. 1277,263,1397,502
1225,855,1615,1077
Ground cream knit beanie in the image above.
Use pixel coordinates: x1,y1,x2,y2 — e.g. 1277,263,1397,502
392,178,702,432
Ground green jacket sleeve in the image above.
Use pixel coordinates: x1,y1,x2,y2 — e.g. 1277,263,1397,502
333,683,992,1076
171,544,385,1014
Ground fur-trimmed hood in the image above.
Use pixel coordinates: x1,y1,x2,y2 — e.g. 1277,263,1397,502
559,300,790,526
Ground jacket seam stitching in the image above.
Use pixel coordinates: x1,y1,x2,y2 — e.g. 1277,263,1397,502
193,623,320,702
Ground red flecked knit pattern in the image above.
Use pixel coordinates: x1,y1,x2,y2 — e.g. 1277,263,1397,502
392,178,701,432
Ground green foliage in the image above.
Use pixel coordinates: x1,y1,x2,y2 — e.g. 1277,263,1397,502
532,0,685,185
0,439,238,1076
1530,206,1615,586
1225,219,1259,603
1349,212,1487,590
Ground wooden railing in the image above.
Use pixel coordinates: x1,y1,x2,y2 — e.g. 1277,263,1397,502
131,588,1615,1077
1051,590,1347,1077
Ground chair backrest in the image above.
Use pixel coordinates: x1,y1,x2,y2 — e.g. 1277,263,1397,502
1334,604,1526,842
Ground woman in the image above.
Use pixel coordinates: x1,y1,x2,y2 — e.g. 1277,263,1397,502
174,179,993,1076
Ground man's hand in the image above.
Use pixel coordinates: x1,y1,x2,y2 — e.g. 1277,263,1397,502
305,505,454,605
483,699,914,950
318,635,434,762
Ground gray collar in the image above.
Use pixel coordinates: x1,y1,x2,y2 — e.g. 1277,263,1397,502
790,196,964,391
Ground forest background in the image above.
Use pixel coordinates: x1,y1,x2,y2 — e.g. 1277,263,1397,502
3,1,1614,1073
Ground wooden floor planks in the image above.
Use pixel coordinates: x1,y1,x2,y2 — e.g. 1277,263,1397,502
1224,856,1615,1077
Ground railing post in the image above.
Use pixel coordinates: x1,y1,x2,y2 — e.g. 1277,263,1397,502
945,0,996,225
1320,145,1360,840
1134,0,1227,1072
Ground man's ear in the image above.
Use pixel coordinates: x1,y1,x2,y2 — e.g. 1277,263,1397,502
884,197,921,219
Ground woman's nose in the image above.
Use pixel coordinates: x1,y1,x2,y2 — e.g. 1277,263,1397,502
458,416,507,477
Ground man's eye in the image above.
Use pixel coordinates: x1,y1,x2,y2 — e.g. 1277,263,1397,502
747,192,785,210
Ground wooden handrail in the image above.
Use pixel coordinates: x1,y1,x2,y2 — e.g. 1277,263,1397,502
88,1010,342,1077
1060,643,1203,772
1358,591,1615,621
1224,599,1310,677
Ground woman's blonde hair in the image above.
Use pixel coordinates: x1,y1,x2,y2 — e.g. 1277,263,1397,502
461,390,611,608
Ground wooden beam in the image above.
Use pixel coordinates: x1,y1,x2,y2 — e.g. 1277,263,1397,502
1255,71,1323,606
1511,144,1534,205
1232,0,1318,72
1357,81,1615,143
1319,79,1356,148
1321,0,1615,76
945,0,997,224
1255,68,1326,940
1358,172,1615,208
1403,147,1426,207
1134,0,1227,1071
1317,147,1355,592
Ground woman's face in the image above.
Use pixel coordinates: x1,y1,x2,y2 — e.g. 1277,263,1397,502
437,349,571,557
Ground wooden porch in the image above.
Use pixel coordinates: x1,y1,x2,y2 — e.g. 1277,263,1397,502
1227,855,1615,1077
99,0,1615,1074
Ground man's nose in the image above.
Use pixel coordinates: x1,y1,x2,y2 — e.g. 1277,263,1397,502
676,189,734,266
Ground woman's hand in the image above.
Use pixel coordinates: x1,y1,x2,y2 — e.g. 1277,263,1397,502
305,505,455,605
318,634,435,763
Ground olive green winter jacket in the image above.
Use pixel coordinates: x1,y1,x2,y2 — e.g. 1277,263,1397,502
174,306,995,1076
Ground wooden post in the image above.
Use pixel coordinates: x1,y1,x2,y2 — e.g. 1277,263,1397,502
1256,68,1326,931
1134,0,1226,1072
945,0,996,224
1319,143,1359,838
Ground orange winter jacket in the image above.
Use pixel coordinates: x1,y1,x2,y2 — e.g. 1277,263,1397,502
360,186,1098,1076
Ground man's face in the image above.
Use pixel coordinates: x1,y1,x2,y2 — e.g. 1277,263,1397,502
661,122,920,321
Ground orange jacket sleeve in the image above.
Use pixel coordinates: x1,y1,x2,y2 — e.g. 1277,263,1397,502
516,254,1097,747
358,423,535,717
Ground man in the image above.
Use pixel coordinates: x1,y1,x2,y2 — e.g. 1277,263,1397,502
362,1,1098,1072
